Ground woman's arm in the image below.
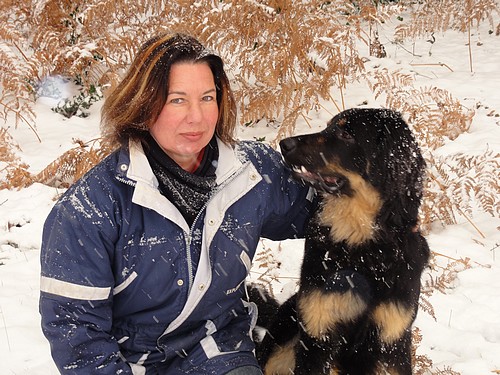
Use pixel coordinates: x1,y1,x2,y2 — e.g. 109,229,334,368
40,192,132,374
258,144,317,240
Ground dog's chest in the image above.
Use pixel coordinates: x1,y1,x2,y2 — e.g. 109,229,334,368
304,223,405,286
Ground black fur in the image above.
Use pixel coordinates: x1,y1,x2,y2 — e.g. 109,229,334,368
257,108,430,375
246,284,281,331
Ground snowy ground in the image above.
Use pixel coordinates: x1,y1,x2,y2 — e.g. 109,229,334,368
1,14,500,375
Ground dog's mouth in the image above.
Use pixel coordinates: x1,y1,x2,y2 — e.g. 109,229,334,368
290,165,346,194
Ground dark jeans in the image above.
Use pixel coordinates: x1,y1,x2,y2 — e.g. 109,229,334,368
225,366,263,375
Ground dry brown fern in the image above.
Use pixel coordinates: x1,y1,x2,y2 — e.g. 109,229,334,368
0,127,34,189
0,164,34,190
2,0,495,186
420,151,500,232
432,368,462,375
362,66,495,236
394,0,499,72
365,68,474,151
34,138,114,188
0,127,18,164
193,0,381,138
251,240,285,291
394,0,500,41
412,327,434,375
418,294,436,321
0,136,114,190
1,0,402,140
1,0,498,141
423,252,474,297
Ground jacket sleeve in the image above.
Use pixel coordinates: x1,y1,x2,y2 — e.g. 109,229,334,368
39,191,133,375
258,144,318,240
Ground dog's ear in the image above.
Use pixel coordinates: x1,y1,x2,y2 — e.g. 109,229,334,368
368,110,426,228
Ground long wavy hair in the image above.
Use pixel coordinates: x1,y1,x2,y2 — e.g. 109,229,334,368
101,33,237,148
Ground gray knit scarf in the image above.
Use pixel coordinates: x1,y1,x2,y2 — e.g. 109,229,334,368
143,134,218,226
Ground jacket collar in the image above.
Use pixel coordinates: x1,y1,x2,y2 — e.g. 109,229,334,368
115,138,251,232
214,138,243,184
127,140,158,187
119,137,243,189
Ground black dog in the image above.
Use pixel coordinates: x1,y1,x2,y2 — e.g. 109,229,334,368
256,108,430,374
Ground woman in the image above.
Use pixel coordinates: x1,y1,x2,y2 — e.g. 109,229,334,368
39,33,314,374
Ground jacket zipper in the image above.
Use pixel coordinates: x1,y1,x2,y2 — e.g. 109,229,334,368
115,175,137,187
184,162,253,292
185,198,212,293
185,234,194,291
118,157,254,294
118,168,199,292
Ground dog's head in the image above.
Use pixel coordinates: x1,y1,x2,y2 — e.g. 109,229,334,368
280,108,426,238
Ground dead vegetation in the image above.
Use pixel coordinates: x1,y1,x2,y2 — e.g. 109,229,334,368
1,1,498,227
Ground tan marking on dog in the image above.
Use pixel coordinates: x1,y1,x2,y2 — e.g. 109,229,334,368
320,169,382,246
372,302,414,344
298,289,368,339
264,336,298,375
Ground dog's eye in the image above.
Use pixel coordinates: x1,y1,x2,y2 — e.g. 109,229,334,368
335,127,355,144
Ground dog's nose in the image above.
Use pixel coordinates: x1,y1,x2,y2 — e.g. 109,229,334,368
280,137,299,154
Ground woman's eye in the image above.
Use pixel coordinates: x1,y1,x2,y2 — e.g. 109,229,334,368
169,97,184,104
202,95,215,102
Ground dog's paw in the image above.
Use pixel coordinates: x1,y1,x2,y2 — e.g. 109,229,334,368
246,283,280,330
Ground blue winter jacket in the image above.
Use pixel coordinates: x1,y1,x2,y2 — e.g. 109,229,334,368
40,138,314,374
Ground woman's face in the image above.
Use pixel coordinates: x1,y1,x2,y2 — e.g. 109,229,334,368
150,62,219,171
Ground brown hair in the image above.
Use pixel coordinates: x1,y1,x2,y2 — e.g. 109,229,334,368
101,33,237,147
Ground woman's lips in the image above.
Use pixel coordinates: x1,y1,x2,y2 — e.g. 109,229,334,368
182,132,203,140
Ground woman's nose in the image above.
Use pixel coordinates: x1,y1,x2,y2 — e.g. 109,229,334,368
186,102,203,123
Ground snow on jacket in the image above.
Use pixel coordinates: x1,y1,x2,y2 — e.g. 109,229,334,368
40,138,315,374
